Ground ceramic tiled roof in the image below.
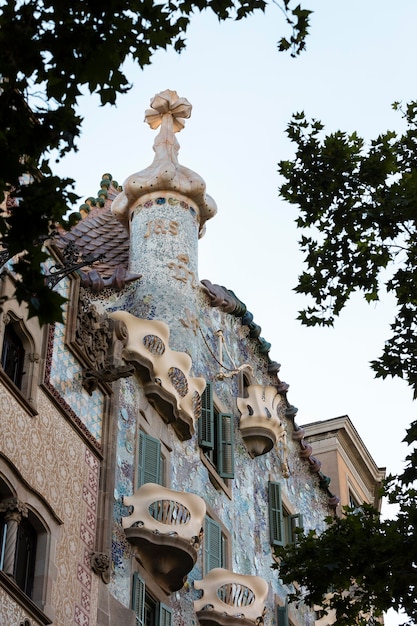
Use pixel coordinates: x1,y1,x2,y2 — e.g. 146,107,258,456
55,175,140,291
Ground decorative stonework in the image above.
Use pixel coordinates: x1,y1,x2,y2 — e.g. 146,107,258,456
74,294,134,395
0,388,100,625
90,552,110,584
111,90,217,237
167,254,198,288
194,568,268,626
122,483,206,593
0,497,28,519
110,311,205,440
237,385,287,458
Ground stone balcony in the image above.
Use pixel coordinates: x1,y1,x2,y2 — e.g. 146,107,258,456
122,483,206,593
194,568,268,626
110,311,205,440
237,385,287,457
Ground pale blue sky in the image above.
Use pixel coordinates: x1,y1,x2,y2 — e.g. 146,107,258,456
55,4,416,622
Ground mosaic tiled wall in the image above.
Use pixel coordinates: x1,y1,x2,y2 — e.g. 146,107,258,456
0,386,100,626
48,276,104,444
108,293,329,626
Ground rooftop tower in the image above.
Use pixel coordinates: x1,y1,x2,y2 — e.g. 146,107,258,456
112,90,217,353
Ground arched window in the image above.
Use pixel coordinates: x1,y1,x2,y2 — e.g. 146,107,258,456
1,322,25,389
14,514,37,597
0,308,42,413
0,471,54,616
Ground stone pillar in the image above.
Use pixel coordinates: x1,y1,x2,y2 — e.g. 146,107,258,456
0,498,28,576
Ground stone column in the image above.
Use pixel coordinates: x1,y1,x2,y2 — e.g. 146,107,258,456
0,498,28,576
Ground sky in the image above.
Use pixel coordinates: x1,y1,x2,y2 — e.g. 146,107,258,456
54,2,416,622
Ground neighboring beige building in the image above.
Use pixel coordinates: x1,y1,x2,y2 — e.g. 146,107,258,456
303,416,386,512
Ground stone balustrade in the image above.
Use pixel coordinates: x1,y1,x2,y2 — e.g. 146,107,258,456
122,483,206,592
194,568,268,626
237,385,287,457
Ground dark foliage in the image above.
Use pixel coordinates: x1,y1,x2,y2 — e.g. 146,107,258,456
0,0,310,324
277,102,417,624
279,102,417,399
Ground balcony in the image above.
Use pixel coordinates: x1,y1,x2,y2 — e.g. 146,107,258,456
194,568,268,626
110,311,205,440
237,385,287,457
122,483,206,593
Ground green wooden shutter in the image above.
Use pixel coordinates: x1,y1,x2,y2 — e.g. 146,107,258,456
217,412,234,479
158,602,172,626
289,513,303,544
132,572,145,626
199,381,214,449
204,516,222,574
277,605,289,626
138,432,161,488
269,482,284,546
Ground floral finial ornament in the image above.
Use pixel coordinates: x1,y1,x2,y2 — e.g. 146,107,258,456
145,89,192,133
112,90,217,236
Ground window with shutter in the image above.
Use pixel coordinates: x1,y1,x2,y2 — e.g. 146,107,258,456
158,602,172,626
199,382,214,450
132,572,172,626
204,516,224,574
277,605,289,626
217,412,234,479
137,432,162,488
269,482,284,546
199,382,235,480
269,482,303,546
132,572,145,626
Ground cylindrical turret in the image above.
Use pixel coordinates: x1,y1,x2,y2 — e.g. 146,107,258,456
111,90,217,353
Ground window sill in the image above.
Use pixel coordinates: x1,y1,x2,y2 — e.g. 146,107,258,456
0,571,52,625
200,452,232,500
0,369,38,416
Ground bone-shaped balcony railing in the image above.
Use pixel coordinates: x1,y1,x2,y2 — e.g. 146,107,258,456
122,483,206,541
122,483,206,592
237,384,287,457
194,568,268,624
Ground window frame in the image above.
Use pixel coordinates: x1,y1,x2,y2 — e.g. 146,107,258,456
132,572,172,626
204,516,224,574
198,382,235,481
269,482,303,547
0,463,59,623
137,431,163,489
277,604,289,626
0,300,43,415
1,322,25,389
203,510,230,576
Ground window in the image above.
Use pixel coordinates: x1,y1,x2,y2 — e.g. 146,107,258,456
0,309,42,414
0,469,56,620
199,382,234,479
14,516,37,597
277,605,289,626
348,490,362,511
132,572,172,626
204,516,227,575
268,482,303,547
137,431,164,488
0,500,40,600
1,323,25,389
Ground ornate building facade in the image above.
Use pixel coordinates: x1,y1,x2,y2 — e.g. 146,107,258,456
0,91,382,626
